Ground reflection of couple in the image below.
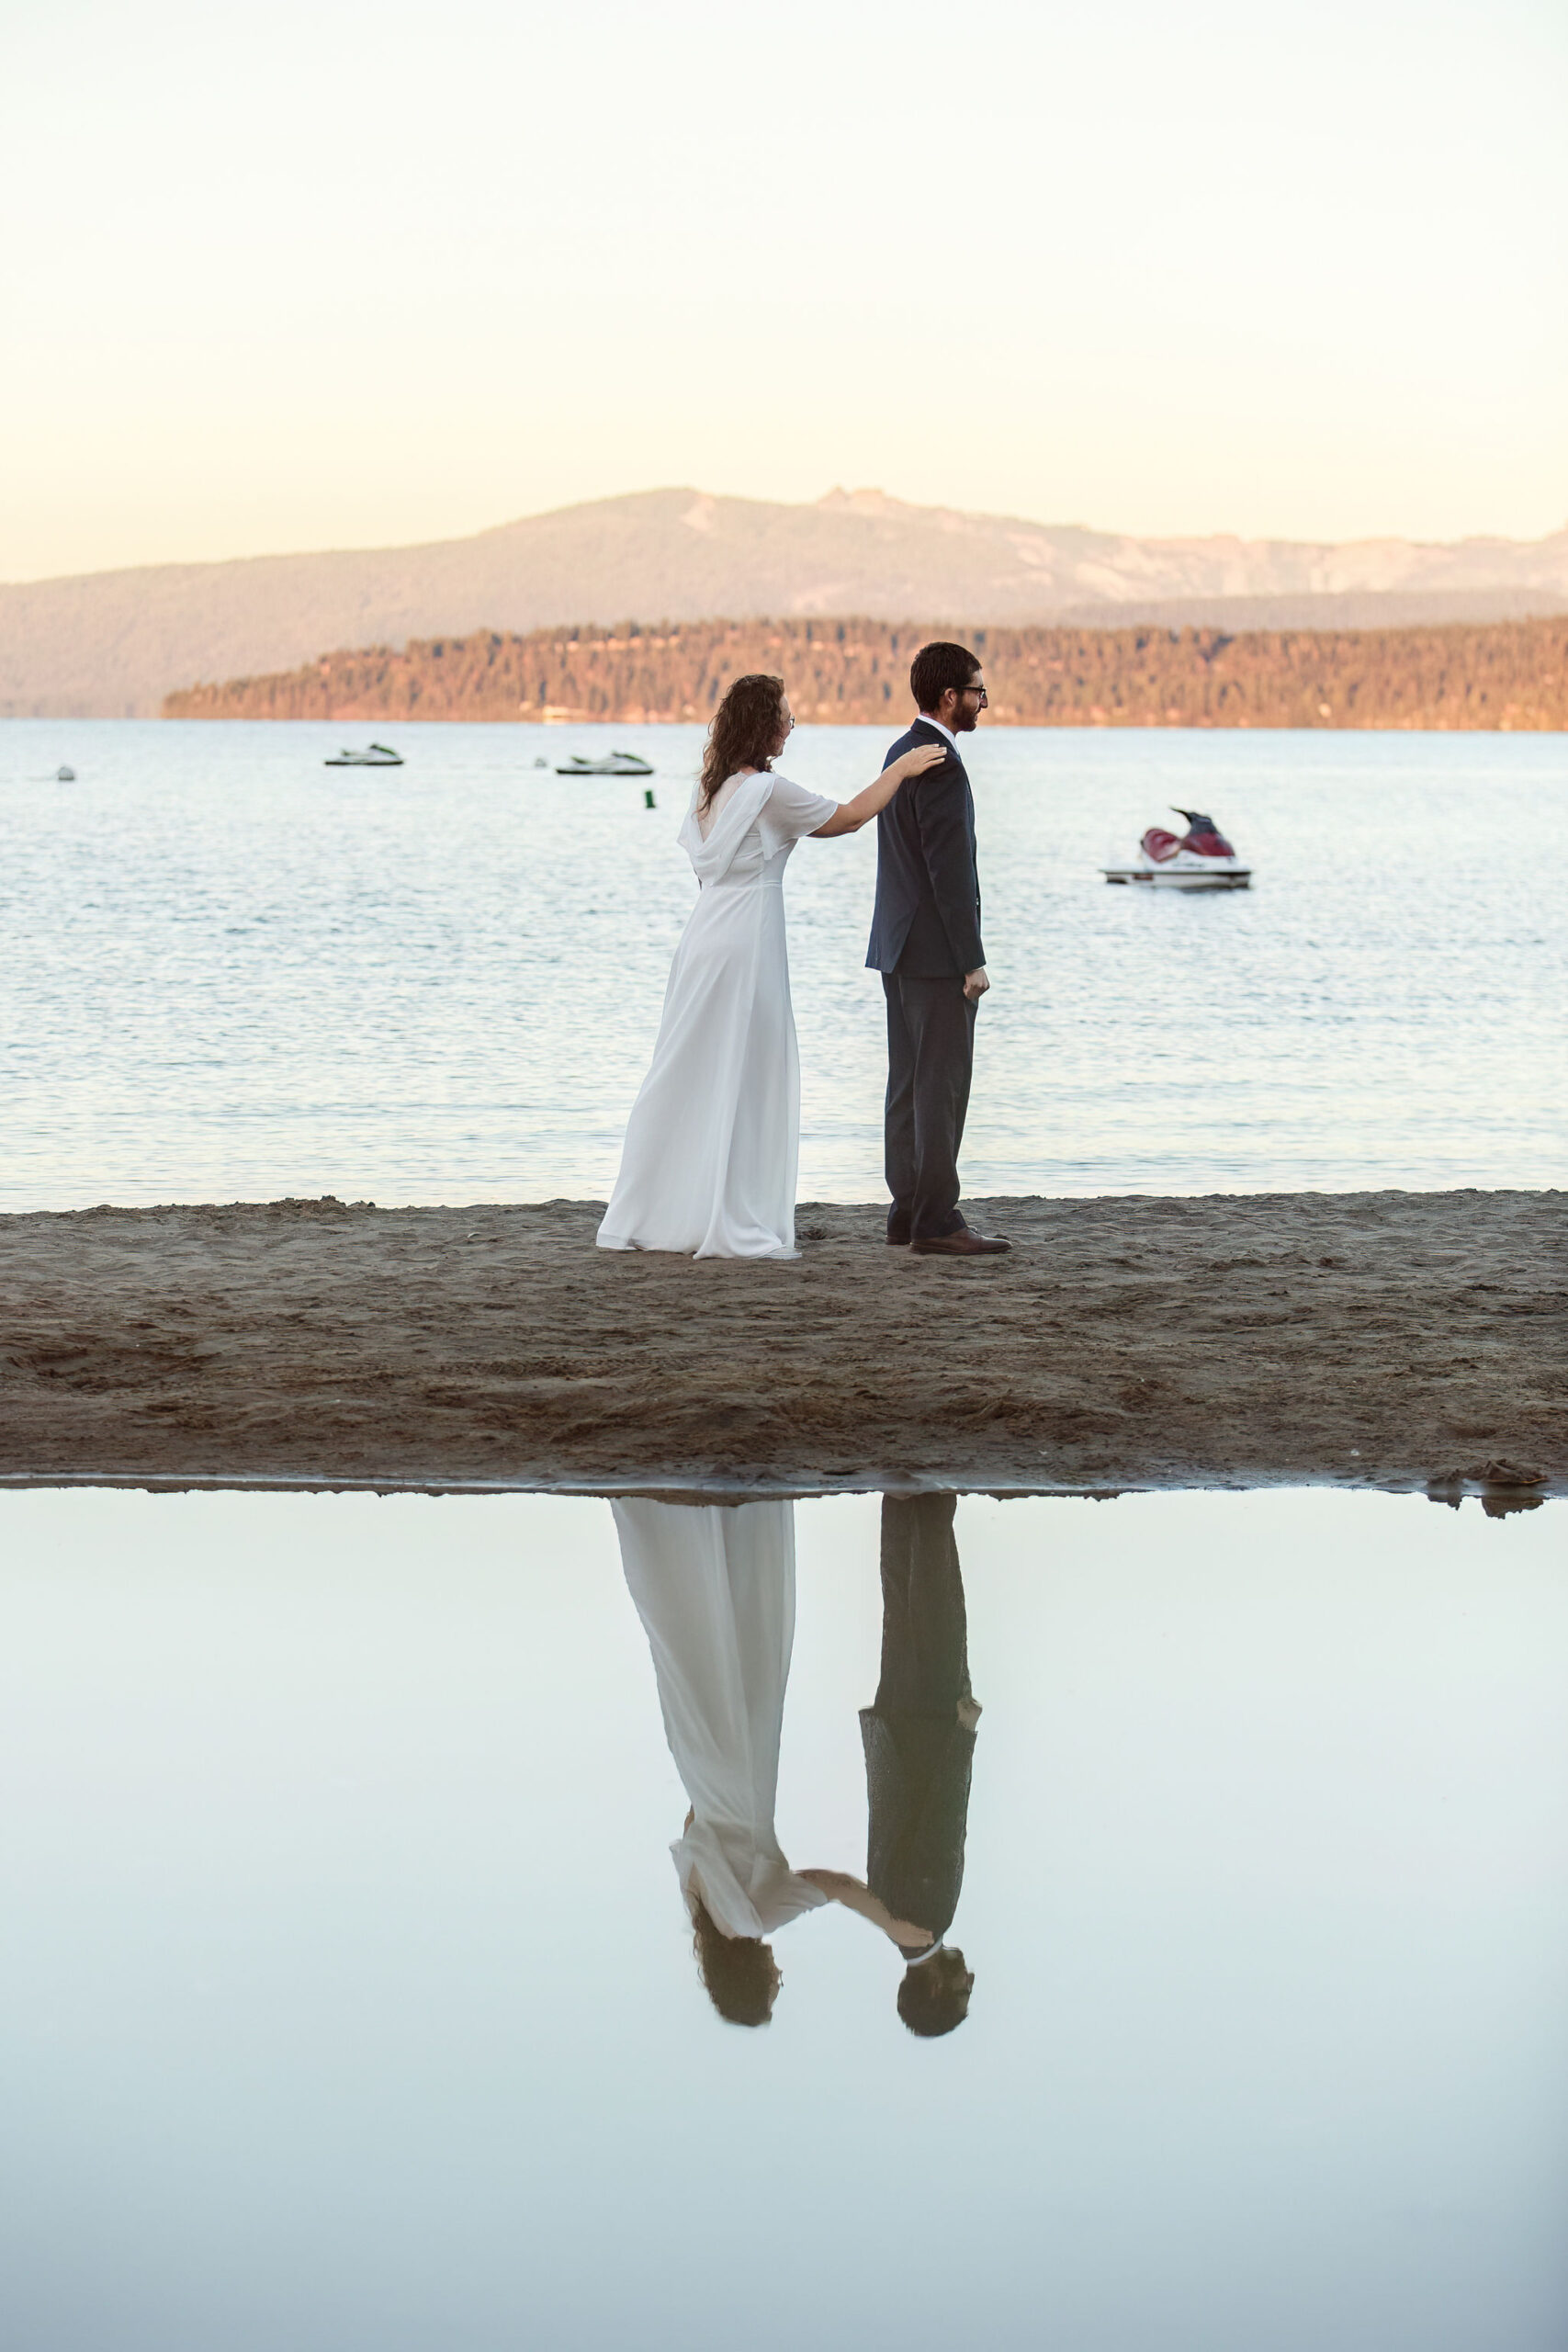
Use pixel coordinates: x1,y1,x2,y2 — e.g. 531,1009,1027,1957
614,1493,979,2037
597,642,1010,1261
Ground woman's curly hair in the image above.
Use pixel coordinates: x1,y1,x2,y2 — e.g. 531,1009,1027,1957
699,673,786,813
691,1898,781,2027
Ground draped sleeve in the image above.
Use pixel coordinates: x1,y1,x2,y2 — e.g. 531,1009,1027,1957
678,770,775,882
672,1822,829,1939
757,771,837,856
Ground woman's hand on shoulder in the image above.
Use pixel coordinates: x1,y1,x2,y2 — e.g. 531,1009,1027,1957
818,740,948,836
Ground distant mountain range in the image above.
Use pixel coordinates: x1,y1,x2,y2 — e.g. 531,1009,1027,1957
6,485,1568,718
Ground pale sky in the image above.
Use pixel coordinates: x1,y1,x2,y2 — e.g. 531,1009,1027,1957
2,0,1564,581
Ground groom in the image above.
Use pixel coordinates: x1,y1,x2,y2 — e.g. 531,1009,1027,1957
866,641,1010,1255
862,1493,981,2037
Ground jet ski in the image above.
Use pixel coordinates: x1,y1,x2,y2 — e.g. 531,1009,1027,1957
324,742,403,767
555,751,654,777
1103,808,1250,889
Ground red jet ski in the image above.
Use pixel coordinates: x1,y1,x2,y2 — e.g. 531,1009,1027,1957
1103,807,1251,889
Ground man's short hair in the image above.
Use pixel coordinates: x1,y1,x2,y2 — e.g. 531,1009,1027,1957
897,1959,972,2038
909,640,980,715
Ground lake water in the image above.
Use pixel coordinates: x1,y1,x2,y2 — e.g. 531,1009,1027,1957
2,1485,1563,2352
2,719,1562,1211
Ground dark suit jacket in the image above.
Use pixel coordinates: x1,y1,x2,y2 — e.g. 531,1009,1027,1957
860,1707,977,1943
864,719,985,978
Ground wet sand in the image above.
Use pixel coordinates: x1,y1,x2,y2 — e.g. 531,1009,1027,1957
0,1193,1561,1498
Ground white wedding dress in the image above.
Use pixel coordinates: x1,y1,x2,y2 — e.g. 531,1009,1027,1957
596,767,836,1259
614,1497,828,1941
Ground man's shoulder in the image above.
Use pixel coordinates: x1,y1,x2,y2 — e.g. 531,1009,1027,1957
882,719,926,767
886,717,964,776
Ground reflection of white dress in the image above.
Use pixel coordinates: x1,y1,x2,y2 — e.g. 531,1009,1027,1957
614,1497,828,1940
596,768,836,1260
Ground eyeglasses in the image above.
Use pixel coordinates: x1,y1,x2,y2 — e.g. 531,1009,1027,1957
963,684,988,705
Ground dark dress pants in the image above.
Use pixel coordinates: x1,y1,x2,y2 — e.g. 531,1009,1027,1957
874,1494,972,1717
883,972,976,1243
863,1495,976,1945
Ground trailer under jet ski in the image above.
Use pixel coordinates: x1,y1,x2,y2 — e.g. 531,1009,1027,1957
1103,808,1250,889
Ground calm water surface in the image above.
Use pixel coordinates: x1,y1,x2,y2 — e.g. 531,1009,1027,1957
2,719,1562,1207
2,1486,1565,2352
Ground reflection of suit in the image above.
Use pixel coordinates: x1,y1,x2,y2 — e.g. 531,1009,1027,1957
860,1494,978,1947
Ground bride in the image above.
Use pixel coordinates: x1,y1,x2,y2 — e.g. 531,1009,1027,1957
614,1495,936,2028
597,673,943,1259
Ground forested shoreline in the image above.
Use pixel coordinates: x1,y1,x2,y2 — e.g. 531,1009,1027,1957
164,615,1568,729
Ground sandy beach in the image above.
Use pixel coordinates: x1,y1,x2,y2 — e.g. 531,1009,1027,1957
0,1191,1560,1498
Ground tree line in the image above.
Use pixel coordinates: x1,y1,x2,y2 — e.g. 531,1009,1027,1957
164,614,1568,729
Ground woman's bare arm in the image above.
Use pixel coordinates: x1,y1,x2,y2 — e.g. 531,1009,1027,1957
797,1866,933,1947
810,741,947,838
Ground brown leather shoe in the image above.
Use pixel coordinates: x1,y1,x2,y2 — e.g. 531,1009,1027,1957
908,1229,1011,1257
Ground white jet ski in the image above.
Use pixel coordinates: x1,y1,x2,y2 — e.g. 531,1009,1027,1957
1103,808,1250,889
324,742,403,767
555,751,654,777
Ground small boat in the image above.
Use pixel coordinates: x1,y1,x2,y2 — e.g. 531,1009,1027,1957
555,751,654,777
55,763,76,782
1103,808,1250,889
324,742,403,768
